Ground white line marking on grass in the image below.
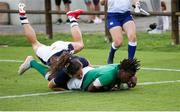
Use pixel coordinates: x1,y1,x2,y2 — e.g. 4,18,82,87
138,80,180,85
0,91,72,99
0,80,180,99
0,59,23,63
141,67,180,72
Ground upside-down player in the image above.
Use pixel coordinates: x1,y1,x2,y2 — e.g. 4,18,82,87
18,3,84,66
18,3,92,90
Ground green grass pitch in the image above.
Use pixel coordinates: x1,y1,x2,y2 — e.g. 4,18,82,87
0,32,180,111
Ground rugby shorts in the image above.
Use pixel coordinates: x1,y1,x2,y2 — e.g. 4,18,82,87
107,11,134,29
36,41,72,65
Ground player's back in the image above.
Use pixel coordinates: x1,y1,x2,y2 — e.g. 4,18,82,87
81,64,119,91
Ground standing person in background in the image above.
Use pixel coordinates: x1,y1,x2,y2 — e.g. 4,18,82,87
83,0,95,23
148,0,163,34
93,0,102,24
83,0,102,24
100,0,141,64
55,0,71,24
161,1,169,32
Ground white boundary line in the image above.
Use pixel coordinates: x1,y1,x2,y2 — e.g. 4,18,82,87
0,91,72,99
0,80,180,99
137,80,180,85
0,59,23,63
1,59,180,72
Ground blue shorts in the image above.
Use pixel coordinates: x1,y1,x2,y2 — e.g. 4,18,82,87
107,11,133,30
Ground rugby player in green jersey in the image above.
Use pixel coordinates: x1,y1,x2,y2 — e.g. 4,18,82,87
68,58,140,92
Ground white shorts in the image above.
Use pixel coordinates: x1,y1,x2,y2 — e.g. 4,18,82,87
67,66,94,90
36,41,71,64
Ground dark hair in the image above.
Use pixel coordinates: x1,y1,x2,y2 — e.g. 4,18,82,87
50,51,82,77
120,58,140,75
161,1,167,11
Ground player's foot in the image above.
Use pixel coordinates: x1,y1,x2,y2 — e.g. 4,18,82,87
18,56,34,75
66,9,84,19
18,3,26,16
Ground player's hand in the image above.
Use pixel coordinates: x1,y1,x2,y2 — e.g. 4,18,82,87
127,76,137,88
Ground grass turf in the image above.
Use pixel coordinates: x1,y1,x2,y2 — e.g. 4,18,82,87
0,32,180,111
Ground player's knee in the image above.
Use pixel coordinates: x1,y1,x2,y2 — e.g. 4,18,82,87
114,40,123,48
32,42,42,52
78,44,84,52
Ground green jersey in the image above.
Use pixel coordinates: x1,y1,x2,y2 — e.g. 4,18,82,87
81,64,120,91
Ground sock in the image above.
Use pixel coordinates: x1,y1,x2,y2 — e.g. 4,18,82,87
128,42,137,59
30,60,49,78
68,16,78,27
107,42,118,64
19,12,29,25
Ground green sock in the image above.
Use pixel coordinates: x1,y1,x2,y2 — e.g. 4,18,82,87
30,60,49,77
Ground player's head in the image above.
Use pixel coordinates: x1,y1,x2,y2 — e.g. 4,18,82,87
50,51,83,79
65,59,83,79
118,58,140,83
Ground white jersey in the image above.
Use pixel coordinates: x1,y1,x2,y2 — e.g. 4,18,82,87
108,0,131,13
67,67,94,90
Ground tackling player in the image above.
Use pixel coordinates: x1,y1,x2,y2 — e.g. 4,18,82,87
18,51,91,91
18,3,84,66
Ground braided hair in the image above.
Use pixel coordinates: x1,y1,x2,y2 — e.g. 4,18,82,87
120,58,140,75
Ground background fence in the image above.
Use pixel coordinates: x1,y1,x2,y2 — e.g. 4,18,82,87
0,0,179,44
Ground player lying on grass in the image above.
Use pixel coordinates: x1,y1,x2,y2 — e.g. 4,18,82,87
18,3,84,66
18,51,140,92
68,58,140,92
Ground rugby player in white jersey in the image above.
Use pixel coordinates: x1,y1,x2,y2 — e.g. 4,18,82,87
100,0,149,64
18,3,84,66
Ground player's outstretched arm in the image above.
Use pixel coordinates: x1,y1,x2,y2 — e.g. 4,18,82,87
48,79,67,91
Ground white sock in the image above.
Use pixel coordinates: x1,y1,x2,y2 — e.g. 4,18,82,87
68,17,78,27
19,16,29,25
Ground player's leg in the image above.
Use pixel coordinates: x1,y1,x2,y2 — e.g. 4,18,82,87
84,0,95,23
107,26,123,64
123,21,137,59
93,0,102,24
55,0,63,24
18,3,42,52
66,9,84,53
18,56,51,80
63,0,71,22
